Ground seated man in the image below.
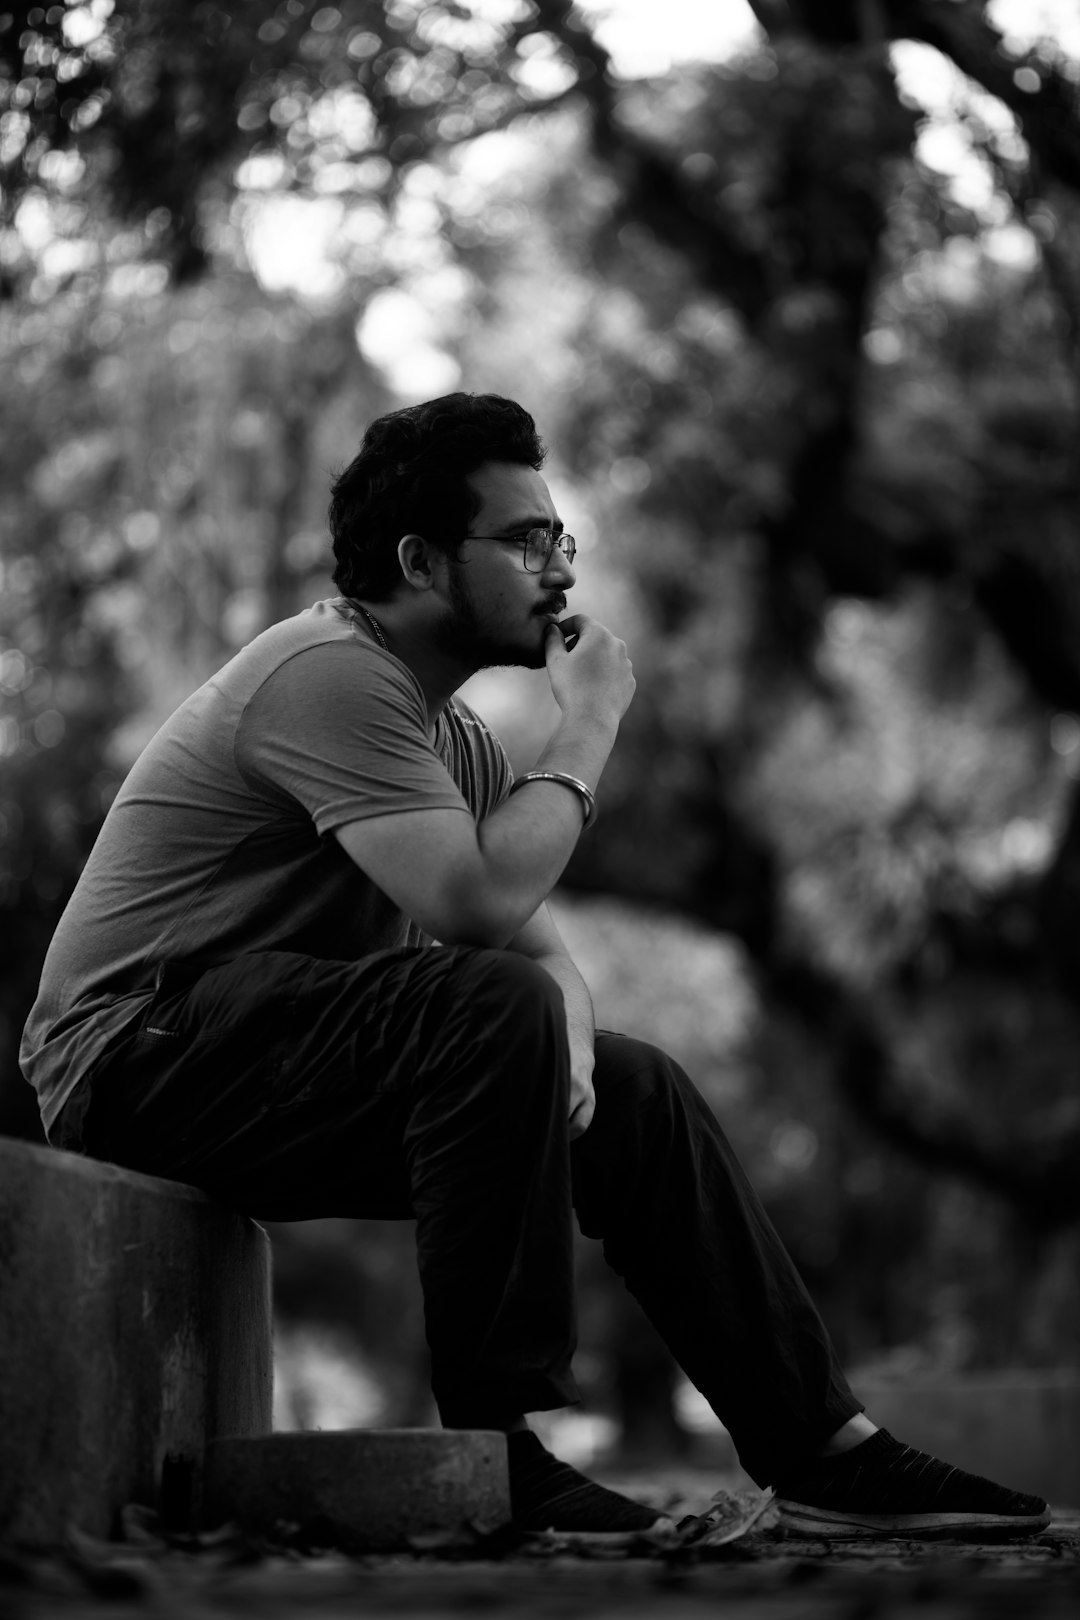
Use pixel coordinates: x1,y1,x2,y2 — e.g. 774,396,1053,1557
22,392,1049,1542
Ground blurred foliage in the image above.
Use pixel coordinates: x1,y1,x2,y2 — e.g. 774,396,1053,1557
3,0,1080,1435
0,263,388,1133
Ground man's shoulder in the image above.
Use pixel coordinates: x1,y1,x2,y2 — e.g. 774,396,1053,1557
219,598,418,706
233,598,361,674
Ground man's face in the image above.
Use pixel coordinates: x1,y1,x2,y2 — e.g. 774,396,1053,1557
435,461,576,670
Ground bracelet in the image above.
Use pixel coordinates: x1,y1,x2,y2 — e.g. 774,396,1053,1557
508,771,596,829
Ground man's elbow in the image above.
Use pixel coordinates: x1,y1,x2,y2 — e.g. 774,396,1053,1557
430,884,530,951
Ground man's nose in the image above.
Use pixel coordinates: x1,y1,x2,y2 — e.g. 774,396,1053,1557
544,549,576,588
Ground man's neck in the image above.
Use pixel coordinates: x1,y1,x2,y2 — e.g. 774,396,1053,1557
350,597,472,732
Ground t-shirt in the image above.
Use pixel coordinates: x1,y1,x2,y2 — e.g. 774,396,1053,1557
20,597,513,1136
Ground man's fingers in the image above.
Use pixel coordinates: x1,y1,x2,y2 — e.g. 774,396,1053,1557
568,1077,596,1138
568,1107,593,1140
544,618,579,668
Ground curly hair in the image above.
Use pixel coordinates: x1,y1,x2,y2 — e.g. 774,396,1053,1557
329,393,547,601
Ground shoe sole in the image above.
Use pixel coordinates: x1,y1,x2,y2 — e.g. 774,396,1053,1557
777,1501,1053,1541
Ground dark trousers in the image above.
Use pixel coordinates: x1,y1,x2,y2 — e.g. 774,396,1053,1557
60,944,861,1484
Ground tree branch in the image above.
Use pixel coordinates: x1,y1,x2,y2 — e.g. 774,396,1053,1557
896,0,1080,195
744,0,795,37
531,0,774,324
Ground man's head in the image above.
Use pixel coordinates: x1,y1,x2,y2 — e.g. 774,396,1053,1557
330,393,547,602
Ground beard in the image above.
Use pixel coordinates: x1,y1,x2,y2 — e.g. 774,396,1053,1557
434,560,547,670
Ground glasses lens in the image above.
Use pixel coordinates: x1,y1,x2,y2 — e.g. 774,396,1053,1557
523,529,551,571
524,530,574,571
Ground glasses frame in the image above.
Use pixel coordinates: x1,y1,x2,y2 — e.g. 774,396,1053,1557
465,528,577,573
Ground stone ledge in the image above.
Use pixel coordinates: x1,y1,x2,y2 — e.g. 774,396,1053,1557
0,1137,272,1548
204,1429,511,1551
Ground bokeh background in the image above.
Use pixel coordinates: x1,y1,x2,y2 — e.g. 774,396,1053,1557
2,0,1080,1463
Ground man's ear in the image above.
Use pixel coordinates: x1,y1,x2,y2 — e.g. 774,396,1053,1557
396,533,439,593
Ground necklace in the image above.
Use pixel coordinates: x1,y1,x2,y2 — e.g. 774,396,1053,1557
349,598,388,652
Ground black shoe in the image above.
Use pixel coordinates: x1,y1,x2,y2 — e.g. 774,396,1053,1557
775,1429,1052,1541
507,1430,671,1539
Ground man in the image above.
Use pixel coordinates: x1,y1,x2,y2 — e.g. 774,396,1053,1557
22,393,1049,1542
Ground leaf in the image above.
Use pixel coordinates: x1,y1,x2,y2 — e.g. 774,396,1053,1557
676,1487,778,1549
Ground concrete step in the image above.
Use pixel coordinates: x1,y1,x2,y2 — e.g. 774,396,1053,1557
0,1137,272,1547
204,1429,510,1551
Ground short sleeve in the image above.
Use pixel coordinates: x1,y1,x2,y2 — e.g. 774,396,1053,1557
444,697,514,819
235,641,473,834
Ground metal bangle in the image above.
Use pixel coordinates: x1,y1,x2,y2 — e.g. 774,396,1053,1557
508,771,596,829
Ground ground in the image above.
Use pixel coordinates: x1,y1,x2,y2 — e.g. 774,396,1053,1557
4,1462,1079,1619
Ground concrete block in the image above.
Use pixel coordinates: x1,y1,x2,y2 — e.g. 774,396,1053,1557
204,1429,510,1551
854,1374,1080,1508
0,1137,272,1547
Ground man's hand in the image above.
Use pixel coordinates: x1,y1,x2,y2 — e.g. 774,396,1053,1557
568,1042,596,1139
545,614,635,727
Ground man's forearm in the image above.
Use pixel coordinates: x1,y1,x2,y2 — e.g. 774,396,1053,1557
505,907,598,1136
536,948,597,1136
471,708,619,946
534,949,596,1063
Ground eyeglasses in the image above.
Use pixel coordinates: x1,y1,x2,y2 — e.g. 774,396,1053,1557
466,528,577,573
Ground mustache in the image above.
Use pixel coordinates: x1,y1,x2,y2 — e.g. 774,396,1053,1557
538,596,567,615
